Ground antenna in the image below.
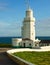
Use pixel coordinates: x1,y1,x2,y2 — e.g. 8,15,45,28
25,0,30,10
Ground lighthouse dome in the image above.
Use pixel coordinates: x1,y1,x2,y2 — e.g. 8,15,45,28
26,8,33,18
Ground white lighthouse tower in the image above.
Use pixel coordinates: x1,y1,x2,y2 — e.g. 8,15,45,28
21,8,36,48
22,8,35,41
21,0,40,48
12,0,40,48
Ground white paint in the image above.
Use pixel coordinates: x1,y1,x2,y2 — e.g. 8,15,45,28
21,40,33,47
22,8,35,41
12,38,22,47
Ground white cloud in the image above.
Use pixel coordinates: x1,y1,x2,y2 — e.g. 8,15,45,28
0,22,10,26
0,21,21,37
0,2,8,10
0,18,50,37
36,18,50,36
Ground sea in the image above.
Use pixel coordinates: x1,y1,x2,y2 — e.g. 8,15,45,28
0,36,50,44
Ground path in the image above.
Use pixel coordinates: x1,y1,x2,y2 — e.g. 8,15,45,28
0,48,18,65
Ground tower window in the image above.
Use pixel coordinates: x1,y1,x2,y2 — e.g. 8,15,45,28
29,43,31,46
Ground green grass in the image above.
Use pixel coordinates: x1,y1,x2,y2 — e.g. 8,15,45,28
0,44,12,47
13,51,50,65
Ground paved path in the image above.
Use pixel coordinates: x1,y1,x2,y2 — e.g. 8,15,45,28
7,46,50,54
0,48,18,65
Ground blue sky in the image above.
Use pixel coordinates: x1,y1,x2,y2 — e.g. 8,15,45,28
0,0,50,37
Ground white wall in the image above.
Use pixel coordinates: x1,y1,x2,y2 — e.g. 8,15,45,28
21,40,33,48
12,38,22,47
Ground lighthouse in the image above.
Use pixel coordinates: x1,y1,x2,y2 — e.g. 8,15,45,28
21,0,36,48
22,8,35,41
12,0,40,48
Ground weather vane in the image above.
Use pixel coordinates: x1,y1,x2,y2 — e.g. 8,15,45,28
25,0,30,10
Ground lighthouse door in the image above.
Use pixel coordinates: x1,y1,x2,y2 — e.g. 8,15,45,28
24,43,25,48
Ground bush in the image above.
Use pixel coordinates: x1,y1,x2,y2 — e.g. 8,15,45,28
0,43,12,48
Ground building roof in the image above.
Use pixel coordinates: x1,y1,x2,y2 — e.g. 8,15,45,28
22,38,32,41
40,40,50,43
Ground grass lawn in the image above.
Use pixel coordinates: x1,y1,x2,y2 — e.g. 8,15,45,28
13,51,50,65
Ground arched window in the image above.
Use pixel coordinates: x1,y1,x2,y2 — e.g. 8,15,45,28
35,44,37,46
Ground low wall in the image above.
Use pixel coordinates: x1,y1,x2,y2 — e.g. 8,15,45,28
7,49,34,65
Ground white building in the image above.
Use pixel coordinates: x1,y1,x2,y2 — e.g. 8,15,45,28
12,2,40,48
